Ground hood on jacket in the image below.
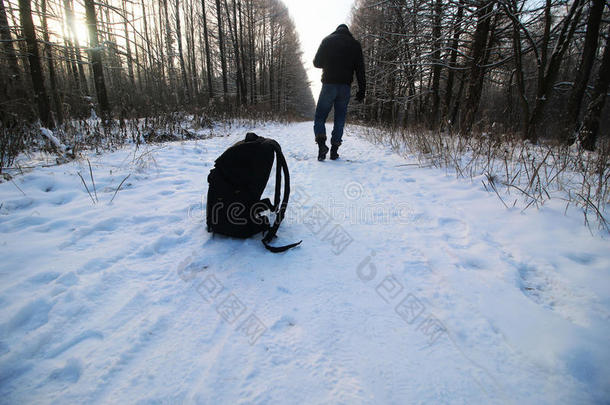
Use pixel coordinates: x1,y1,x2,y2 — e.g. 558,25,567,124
334,24,352,36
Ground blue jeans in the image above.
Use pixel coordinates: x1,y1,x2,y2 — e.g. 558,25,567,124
314,84,351,146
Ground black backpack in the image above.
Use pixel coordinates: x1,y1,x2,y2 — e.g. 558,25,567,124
206,132,302,253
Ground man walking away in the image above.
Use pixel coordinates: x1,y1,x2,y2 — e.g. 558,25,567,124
313,24,366,161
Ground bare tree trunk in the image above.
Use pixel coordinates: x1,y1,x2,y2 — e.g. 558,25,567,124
140,0,153,92
201,0,214,97
62,33,80,93
84,0,110,116
161,0,177,104
187,0,198,98
64,0,88,95
443,0,464,126
430,0,443,129
40,0,63,124
175,0,190,103
563,0,604,142
269,12,274,108
581,26,610,151
156,0,167,101
238,0,248,104
223,0,246,104
136,0,154,87
0,0,21,80
537,0,551,104
260,11,266,98
461,0,494,134
527,0,584,142
247,0,255,103
133,14,143,93
122,0,136,88
215,0,228,94
61,15,79,90
507,0,528,137
101,3,120,91
19,0,53,128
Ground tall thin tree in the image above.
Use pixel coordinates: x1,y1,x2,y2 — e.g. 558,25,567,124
19,0,53,127
461,0,495,134
215,0,228,94
0,0,21,80
40,0,63,124
84,0,110,115
580,25,610,151
201,0,214,96
563,0,604,141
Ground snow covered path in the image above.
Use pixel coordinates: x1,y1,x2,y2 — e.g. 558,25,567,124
1,122,609,404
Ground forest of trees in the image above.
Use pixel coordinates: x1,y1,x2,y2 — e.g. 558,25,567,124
351,0,610,150
1,0,609,157
0,0,315,130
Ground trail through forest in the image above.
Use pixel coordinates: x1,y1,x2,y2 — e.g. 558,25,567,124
0,122,609,403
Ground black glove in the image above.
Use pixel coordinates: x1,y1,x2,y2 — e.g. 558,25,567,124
356,89,365,102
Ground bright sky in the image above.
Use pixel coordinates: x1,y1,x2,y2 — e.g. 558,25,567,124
282,0,355,101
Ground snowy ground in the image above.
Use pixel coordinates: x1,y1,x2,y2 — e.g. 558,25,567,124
1,122,609,404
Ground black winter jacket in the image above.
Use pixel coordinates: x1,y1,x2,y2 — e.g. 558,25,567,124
313,25,365,92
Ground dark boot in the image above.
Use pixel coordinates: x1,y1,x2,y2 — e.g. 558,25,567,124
317,142,329,161
330,144,339,160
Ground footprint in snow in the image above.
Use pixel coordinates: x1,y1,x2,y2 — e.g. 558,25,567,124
516,262,597,326
270,316,296,332
5,298,53,333
59,217,123,250
563,252,597,265
32,177,57,193
276,286,291,294
438,217,470,248
44,330,104,359
1,198,35,213
56,272,79,287
48,358,82,384
26,271,61,285
50,192,77,206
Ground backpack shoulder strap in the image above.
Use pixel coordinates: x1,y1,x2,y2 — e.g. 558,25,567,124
262,141,302,253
